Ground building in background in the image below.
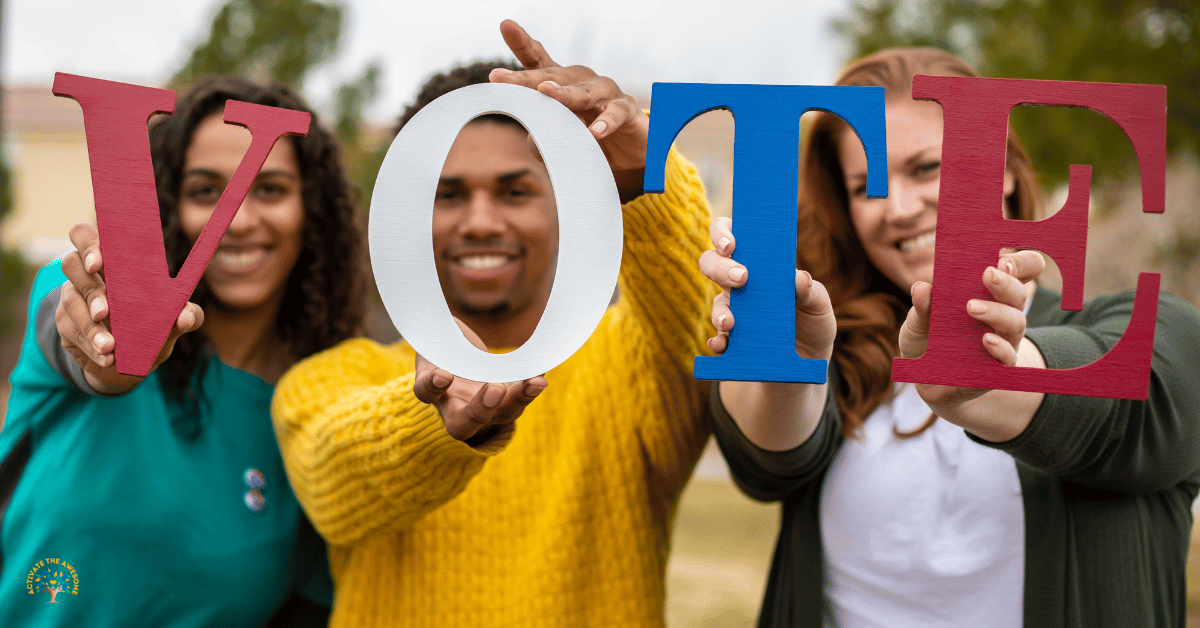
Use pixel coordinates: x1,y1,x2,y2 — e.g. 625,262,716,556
1,86,94,264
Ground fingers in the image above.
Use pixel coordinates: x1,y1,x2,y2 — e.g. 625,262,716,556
413,357,455,405
910,280,932,323
702,215,739,353
709,217,735,255
996,250,1045,284
56,280,113,368
448,382,513,441
699,250,747,289
981,265,1028,311
536,79,639,137
60,245,108,324
490,375,549,423
967,298,1026,353
707,290,732,355
794,270,831,317
711,289,734,333
982,332,1019,366
155,303,205,369
898,281,932,360
499,19,558,69
68,223,103,275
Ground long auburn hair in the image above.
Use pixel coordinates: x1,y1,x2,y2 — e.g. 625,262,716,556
150,75,367,438
799,48,1042,439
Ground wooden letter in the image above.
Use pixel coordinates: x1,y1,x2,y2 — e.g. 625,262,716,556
644,83,887,383
369,83,622,383
890,76,1164,399
53,73,311,376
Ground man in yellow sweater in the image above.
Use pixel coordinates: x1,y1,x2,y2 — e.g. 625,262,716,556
272,21,715,627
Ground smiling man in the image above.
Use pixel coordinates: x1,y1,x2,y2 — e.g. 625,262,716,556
429,109,560,348
271,22,717,628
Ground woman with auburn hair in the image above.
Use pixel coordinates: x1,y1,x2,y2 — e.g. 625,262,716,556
701,47,1200,627
0,75,365,627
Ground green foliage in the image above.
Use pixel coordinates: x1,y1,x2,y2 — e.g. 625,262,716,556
0,135,28,350
835,0,1200,189
171,0,385,204
331,61,389,203
171,0,345,91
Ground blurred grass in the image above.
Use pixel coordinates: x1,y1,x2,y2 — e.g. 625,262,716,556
667,469,779,628
1189,523,1200,626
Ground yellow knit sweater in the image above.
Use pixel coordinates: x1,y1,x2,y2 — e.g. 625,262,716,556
272,149,714,627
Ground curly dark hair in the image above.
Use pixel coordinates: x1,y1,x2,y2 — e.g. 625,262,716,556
149,75,367,438
394,58,524,134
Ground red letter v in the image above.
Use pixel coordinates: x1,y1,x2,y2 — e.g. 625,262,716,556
52,73,311,376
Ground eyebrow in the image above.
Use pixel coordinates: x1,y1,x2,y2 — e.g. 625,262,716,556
438,169,533,187
183,168,299,180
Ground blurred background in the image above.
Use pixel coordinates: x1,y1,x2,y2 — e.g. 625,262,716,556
0,1,1197,625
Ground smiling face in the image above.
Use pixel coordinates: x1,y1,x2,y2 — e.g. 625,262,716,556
178,112,305,314
838,98,945,292
431,118,558,323
838,97,1018,293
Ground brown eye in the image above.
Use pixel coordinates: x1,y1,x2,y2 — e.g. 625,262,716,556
435,187,464,203
914,161,941,177
501,186,532,201
185,183,223,206
254,182,288,201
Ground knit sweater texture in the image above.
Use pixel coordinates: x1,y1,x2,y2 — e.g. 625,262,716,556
272,149,715,628
712,286,1200,628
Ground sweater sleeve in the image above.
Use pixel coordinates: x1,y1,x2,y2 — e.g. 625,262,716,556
7,262,77,402
616,147,719,491
271,339,513,547
710,368,844,502
970,290,1200,494
619,146,716,364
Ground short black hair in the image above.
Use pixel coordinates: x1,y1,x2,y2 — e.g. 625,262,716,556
394,58,526,135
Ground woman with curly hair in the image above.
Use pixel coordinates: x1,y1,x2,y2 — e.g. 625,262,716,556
0,75,366,627
700,48,1200,627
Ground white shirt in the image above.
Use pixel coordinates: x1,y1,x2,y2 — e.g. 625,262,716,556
819,383,1025,628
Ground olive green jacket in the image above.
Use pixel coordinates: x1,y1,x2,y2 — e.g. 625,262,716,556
712,287,1200,628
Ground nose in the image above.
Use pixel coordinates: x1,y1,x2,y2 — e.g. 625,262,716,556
458,191,504,238
885,176,932,223
225,196,261,235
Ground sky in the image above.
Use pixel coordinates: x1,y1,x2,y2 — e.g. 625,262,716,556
3,0,852,124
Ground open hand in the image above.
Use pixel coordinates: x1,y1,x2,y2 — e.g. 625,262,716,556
698,216,836,362
489,19,648,202
55,222,204,395
413,318,548,444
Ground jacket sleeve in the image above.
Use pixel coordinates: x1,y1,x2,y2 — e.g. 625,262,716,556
709,368,844,502
271,339,513,547
616,147,719,494
972,290,1200,494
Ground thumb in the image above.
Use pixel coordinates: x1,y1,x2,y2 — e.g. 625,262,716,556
898,281,932,359
153,303,205,370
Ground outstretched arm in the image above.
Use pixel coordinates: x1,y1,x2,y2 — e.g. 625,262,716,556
49,222,203,395
701,216,837,451
272,339,543,547
903,250,1200,492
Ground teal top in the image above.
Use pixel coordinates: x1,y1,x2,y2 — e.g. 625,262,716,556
0,262,330,627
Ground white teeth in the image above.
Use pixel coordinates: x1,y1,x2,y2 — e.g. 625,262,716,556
213,248,267,270
458,255,511,270
898,232,936,252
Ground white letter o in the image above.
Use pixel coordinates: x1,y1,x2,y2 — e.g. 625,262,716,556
368,83,623,383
